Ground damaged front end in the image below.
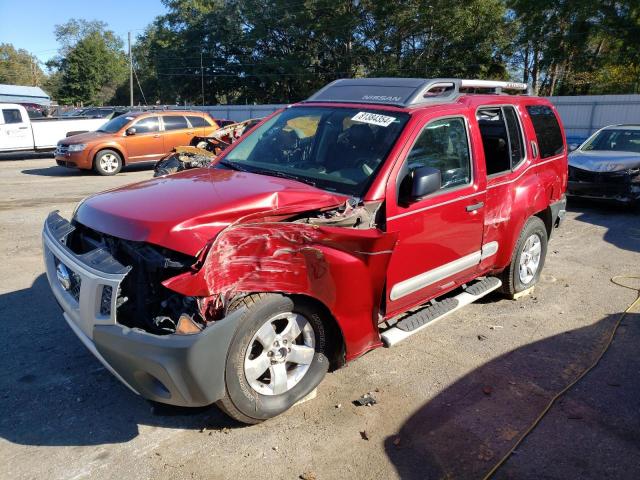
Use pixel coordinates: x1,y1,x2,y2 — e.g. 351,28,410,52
568,165,640,203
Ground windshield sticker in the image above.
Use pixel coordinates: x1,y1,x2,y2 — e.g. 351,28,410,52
351,111,396,127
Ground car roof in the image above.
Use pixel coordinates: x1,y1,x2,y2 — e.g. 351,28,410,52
601,124,640,131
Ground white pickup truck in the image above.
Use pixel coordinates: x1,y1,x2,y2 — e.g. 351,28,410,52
0,103,109,153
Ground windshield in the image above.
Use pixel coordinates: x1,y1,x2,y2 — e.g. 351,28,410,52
220,107,409,196
582,129,640,154
97,114,134,133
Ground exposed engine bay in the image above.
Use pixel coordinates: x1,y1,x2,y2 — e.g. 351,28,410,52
153,119,261,177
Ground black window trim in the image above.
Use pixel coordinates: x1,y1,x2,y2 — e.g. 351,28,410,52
475,104,528,178
2,108,25,124
398,114,475,202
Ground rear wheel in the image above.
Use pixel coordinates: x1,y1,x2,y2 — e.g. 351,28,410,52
217,294,330,424
500,216,548,295
93,149,122,176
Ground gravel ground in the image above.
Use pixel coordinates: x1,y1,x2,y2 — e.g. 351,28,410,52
0,158,638,480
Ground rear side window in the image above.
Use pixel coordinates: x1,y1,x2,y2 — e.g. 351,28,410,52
526,105,564,158
2,109,23,124
477,106,525,175
164,115,189,130
187,116,209,127
133,116,160,133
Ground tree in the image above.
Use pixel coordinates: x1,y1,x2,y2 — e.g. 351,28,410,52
49,19,128,105
0,44,45,86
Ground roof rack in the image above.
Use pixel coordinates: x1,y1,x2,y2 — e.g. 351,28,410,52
304,78,533,108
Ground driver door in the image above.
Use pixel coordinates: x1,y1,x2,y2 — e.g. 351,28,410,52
125,116,163,162
384,111,487,316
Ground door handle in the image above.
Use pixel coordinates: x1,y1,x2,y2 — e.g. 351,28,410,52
18,126,28,130
466,202,484,212
153,134,160,138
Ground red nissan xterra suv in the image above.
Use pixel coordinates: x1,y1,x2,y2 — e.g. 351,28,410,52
43,78,567,424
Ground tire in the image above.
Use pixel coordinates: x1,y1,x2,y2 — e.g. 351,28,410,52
217,294,330,424
93,149,123,176
500,216,548,296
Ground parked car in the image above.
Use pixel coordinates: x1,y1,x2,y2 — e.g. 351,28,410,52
54,110,219,175
0,103,109,153
43,78,567,424
568,124,640,204
152,118,263,176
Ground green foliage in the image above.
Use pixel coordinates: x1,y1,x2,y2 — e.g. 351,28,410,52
51,19,128,105
0,43,45,86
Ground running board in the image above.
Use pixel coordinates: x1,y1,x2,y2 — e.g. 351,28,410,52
381,277,502,347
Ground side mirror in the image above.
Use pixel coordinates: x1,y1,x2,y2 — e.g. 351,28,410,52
125,127,136,136
409,166,441,201
568,143,579,152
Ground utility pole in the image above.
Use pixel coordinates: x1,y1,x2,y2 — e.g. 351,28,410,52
128,31,133,107
200,50,205,106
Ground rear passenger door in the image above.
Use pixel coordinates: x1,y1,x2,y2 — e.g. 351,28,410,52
162,115,195,151
385,111,487,316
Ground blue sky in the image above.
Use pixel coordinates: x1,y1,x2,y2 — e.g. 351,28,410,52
0,0,169,65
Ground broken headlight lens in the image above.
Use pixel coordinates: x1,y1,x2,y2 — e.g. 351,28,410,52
67,144,87,152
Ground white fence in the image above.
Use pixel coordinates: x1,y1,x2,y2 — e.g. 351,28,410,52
547,94,640,144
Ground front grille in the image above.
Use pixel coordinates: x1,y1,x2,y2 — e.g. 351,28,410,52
568,166,634,184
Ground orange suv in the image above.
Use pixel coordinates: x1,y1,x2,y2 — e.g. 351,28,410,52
55,110,219,175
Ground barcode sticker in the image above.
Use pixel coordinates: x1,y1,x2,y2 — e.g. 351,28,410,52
351,112,396,127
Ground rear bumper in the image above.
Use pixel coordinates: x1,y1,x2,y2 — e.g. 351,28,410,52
42,211,240,407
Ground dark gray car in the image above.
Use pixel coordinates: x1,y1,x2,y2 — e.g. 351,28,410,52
568,124,640,204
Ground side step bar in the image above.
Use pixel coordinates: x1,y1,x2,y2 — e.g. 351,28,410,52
381,277,502,347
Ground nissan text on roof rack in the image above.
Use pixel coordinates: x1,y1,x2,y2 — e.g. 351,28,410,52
0,103,111,153
42,78,567,423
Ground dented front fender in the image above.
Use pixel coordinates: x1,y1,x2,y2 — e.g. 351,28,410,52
163,223,398,359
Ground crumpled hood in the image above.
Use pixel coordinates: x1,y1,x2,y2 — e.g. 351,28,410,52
75,168,349,256
569,150,640,172
60,130,110,145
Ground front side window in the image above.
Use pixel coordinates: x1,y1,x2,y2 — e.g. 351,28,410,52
581,129,640,154
400,117,471,195
163,115,189,130
221,107,409,197
134,116,160,134
526,105,564,158
477,106,525,175
2,109,23,124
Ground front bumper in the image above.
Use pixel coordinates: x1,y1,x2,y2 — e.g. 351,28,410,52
54,147,90,169
567,167,640,203
42,211,240,407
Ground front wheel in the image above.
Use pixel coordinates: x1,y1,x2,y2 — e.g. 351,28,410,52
93,149,122,176
500,216,548,295
217,294,330,424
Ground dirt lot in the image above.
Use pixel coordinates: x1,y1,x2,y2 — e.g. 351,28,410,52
1,157,639,480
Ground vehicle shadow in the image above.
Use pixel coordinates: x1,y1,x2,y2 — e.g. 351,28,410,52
0,274,237,447
383,311,640,479
21,163,155,178
0,152,54,161
568,198,640,253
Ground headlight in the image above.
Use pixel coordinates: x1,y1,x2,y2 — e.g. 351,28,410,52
67,144,87,152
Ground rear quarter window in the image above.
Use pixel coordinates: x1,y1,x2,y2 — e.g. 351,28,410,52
187,116,209,127
526,105,564,158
